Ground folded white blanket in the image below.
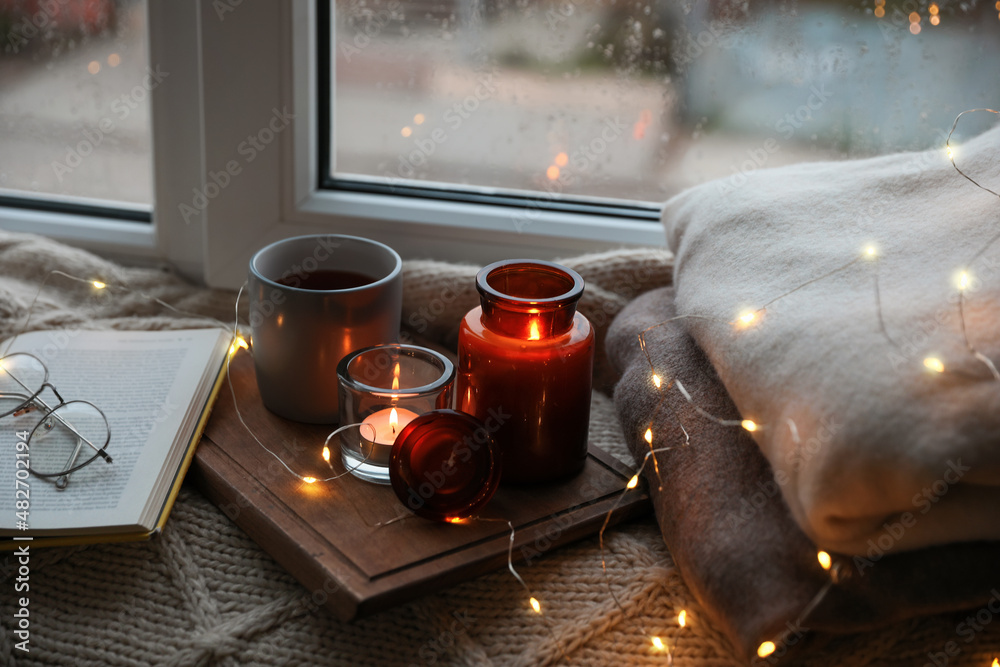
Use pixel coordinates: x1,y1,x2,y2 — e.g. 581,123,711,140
664,124,1000,556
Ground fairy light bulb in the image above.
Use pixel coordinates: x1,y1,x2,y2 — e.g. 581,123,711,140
757,641,776,658
651,636,665,651
947,145,956,160
302,476,317,484
652,373,662,388
924,357,945,373
627,474,639,489
322,446,331,463
678,610,687,627
864,245,877,259
741,419,758,432
957,271,970,291
738,311,756,326
644,427,653,444
229,335,249,357
92,280,107,289
817,551,832,570
529,597,541,613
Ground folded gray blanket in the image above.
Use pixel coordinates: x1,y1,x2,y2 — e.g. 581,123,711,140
662,124,1000,555
609,287,1000,662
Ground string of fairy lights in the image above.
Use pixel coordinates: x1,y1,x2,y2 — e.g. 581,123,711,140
625,107,1000,662
4,106,998,664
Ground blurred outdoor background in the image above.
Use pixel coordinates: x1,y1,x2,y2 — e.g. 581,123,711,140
2,0,999,209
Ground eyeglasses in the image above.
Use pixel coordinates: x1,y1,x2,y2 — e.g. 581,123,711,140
1,352,112,490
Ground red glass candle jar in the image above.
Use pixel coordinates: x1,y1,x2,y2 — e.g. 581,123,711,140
457,260,594,484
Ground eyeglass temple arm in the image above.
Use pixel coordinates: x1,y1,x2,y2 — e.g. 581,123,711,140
56,437,86,491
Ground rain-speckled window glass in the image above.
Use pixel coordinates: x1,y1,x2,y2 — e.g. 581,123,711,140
0,0,152,207
331,0,1000,206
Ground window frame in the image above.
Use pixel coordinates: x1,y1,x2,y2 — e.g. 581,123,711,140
0,0,666,289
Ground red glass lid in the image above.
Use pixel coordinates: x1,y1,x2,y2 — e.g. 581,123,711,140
389,409,502,522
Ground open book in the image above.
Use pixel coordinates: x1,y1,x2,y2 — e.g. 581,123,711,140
0,328,231,548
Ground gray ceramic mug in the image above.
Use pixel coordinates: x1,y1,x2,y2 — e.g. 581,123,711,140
248,234,402,423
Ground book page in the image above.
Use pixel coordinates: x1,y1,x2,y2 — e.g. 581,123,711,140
0,328,228,535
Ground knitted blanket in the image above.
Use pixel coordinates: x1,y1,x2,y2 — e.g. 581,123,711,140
663,125,1000,556
0,230,994,666
608,287,1000,663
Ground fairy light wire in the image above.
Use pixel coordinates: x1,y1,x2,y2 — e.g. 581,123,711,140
15,108,1000,660
624,109,1000,660
946,107,1000,199
597,448,685,660
226,283,383,485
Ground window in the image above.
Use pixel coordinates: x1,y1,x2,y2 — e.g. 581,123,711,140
1,1,998,287
0,0,152,218
328,0,1000,207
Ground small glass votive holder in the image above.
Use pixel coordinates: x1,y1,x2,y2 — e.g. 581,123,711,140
336,343,455,484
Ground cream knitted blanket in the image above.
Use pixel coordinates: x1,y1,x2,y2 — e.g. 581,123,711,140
0,231,995,665
664,125,1000,556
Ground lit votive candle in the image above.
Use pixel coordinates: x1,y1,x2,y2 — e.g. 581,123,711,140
337,343,456,485
359,406,419,466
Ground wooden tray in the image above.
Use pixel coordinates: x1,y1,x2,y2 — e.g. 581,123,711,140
192,352,651,621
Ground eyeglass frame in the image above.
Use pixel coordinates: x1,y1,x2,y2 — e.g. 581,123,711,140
1,352,113,489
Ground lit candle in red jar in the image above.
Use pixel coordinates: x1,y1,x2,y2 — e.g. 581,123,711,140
457,260,594,484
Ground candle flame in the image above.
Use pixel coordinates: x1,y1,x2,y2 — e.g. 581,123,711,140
390,407,398,434
678,610,687,627
651,636,665,650
991,659,998,667
529,597,541,613
528,319,541,340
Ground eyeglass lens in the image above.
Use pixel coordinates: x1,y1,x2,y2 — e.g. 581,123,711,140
28,401,110,478
0,353,47,416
